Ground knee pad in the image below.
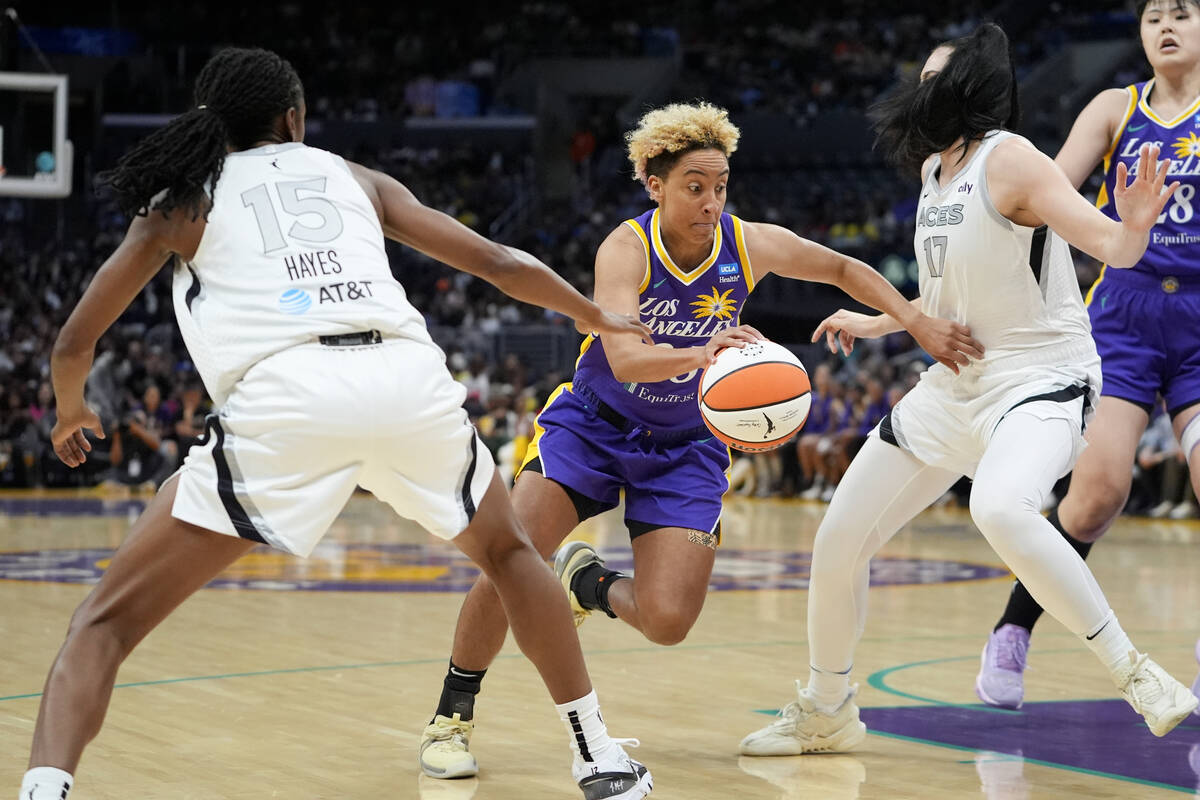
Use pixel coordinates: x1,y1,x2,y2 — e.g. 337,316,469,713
1181,413,1200,461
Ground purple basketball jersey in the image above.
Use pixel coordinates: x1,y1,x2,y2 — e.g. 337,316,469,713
573,208,755,433
1086,80,1200,414
1093,80,1200,284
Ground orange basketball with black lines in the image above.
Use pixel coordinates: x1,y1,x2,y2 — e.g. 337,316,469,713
699,340,811,452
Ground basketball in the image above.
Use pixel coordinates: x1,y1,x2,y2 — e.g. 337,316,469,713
698,340,811,452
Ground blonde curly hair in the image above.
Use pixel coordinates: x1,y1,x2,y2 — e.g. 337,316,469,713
625,101,740,185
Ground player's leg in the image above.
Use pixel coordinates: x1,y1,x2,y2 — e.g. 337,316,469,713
553,435,724,645
452,471,651,797
22,476,256,799
978,397,1148,707
377,366,647,797
418,471,582,779
1170,401,1200,709
584,524,717,646
970,410,1196,734
740,435,959,756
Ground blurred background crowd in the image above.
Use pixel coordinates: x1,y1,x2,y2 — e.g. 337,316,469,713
0,0,1194,518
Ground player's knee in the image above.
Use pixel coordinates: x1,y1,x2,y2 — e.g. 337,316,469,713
1066,483,1128,540
811,522,863,575
64,603,136,662
969,492,1033,540
639,601,698,646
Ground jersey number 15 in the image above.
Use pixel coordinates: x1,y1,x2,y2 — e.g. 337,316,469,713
241,177,345,254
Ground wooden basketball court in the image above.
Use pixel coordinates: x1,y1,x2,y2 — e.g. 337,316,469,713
1,489,1197,798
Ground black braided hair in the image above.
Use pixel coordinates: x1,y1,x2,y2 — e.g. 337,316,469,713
98,47,304,220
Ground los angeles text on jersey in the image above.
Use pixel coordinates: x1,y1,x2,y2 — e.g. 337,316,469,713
1118,137,1200,176
638,296,736,337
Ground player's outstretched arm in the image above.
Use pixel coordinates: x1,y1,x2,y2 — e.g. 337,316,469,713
811,298,923,357
348,162,652,343
51,210,198,466
1055,88,1130,190
742,222,983,374
988,138,1177,268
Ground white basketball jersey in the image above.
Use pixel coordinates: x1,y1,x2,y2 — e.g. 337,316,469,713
914,131,1096,376
173,142,433,407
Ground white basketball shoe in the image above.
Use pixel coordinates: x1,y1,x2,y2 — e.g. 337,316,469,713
1114,651,1199,737
573,740,653,799
419,713,478,779
739,681,867,756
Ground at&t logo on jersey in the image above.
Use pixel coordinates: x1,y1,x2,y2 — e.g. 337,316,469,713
278,288,312,314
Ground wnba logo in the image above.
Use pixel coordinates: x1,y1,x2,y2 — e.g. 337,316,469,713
278,289,312,314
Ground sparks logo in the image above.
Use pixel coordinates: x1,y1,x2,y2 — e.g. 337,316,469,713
690,287,737,319
1174,132,1200,158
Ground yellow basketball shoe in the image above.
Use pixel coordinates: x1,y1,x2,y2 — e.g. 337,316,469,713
739,681,867,756
419,713,478,779
554,541,606,627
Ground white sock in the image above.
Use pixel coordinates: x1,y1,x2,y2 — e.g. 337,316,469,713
807,665,850,713
20,767,72,800
556,689,616,763
1081,612,1138,682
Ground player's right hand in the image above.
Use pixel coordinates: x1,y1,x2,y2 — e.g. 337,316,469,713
52,405,105,468
703,324,764,364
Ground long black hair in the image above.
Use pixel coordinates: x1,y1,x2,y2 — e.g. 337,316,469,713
870,23,1020,176
99,47,303,220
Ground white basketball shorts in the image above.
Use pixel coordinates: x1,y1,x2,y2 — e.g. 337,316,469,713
171,337,495,556
878,360,1100,479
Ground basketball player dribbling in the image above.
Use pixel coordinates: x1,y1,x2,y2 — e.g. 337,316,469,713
976,0,1200,713
419,101,985,780
739,24,1198,758
20,48,660,800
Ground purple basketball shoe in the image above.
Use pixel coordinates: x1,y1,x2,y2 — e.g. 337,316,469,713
975,624,1030,709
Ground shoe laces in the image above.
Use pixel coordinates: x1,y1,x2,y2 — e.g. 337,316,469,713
428,717,471,746
1126,654,1165,707
992,628,1029,672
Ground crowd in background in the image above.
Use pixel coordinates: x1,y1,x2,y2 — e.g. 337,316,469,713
1,2,1193,517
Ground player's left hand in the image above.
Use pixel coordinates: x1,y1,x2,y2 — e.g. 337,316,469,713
1114,144,1179,233
908,314,985,375
51,404,105,468
582,309,655,344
